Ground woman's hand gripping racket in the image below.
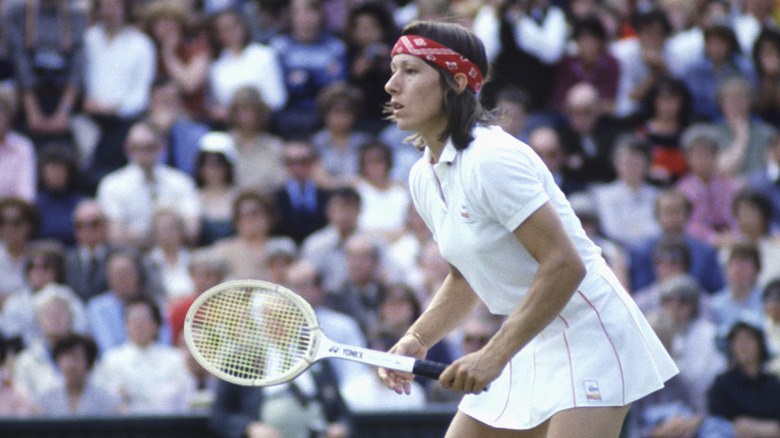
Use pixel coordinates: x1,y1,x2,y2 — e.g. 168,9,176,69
184,279,448,386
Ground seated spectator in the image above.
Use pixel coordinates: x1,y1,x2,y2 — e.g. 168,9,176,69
727,189,780,289
93,296,190,414
210,189,276,281
272,139,331,246
683,19,755,122
263,237,297,285
353,140,410,240
0,90,36,202
1,241,88,346
343,1,397,131
285,260,369,391
568,193,629,288
551,15,619,114
300,186,362,292
386,205,433,292
752,28,780,126
96,121,201,249
269,0,348,138
745,131,780,235
83,0,156,185
0,335,37,417
0,198,40,297
206,9,286,125
428,312,501,405
632,237,692,315
63,199,114,302
87,248,169,354
631,76,693,185
493,86,534,142
12,291,78,401
311,82,373,187
36,334,121,416
676,123,741,248
377,282,453,367
167,249,229,345
195,132,238,246
141,0,212,119
629,188,725,295
628,314,703,438
763,279,780,376
714,76,777,178
325,233,388,337
34,142,87,247
650,274,724,413
527,125,587,196
179,338,218,414
711,242,765,332
3,0,85,151
591,134,661,248
556,82,623,185
226,86,286,193
143,80,210,176
610,7,679,118
144,208,194,302
704,315,780,438
341,326,427,413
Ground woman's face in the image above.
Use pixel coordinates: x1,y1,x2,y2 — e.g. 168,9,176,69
385,54,447,139
0,206,33,246
214,12,245,50
735,201,768,239
42,162,69,191
730,326,762,368
199,153,230,185
152,16,182,43
236,199,271,238
361,147,390,183
352,13,383,48
654,89,683,118
757,40,780,76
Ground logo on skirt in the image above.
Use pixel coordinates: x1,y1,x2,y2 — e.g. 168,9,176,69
583,380,602,401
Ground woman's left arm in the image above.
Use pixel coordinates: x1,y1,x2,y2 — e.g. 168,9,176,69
440,202,586,393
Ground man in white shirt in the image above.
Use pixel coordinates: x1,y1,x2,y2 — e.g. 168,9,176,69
96,121,201,249
93,296,190,414
83,0,156,185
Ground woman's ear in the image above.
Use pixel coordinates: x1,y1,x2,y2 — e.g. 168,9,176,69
453,73,469,95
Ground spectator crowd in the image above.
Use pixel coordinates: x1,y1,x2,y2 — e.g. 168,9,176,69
1,0,780,436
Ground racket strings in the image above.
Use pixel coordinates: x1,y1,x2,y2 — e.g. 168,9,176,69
188,287,316,383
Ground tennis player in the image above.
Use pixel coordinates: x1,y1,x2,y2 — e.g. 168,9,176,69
378,21,678,437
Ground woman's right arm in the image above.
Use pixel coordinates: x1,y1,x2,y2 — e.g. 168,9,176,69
378,265,481,394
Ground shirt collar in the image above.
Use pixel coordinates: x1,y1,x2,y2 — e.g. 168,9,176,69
426,137,457,166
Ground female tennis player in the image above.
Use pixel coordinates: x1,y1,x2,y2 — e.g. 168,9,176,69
378,21,678,438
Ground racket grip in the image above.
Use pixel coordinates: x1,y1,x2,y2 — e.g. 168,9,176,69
412,359,448,380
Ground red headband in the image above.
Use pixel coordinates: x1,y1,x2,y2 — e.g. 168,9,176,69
391,35,484,93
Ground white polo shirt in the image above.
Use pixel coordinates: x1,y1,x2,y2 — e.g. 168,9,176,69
409,125,601,315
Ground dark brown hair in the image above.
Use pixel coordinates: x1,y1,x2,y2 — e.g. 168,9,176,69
390,20,493,151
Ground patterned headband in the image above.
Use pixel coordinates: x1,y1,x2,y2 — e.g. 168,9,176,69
391,35,484,93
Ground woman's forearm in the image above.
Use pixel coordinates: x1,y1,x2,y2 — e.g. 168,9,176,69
406,267,482,347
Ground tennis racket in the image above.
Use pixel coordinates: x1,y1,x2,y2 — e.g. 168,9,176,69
183,279,448,386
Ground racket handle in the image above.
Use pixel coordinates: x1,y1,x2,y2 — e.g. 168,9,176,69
412,359,448,380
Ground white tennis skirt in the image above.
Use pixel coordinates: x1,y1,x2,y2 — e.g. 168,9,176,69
459,261,678,430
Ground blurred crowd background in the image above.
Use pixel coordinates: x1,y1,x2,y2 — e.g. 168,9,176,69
1,0,780,436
